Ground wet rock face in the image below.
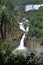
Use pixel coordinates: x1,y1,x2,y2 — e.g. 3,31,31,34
24,23,27,30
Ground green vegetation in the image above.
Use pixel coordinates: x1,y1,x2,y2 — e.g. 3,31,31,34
0,51,43,65
0,0,43,6
0,0,43,65
14,0,43,4
0,0,43,50
0,0,22,49
25,7,43,45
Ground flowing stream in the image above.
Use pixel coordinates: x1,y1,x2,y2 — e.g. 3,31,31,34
17,33,26,50
25,4,43,11
12,4,43,54
13,19,29,52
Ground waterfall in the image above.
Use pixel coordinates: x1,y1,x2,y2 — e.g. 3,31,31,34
25,4,43,11
16,33,26,50
19,33,25,47
19,22,26,32
13,19,29,52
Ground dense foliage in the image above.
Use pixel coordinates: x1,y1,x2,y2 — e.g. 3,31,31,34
0,0,43,65
0,0,43,5
0,51,43,65
25,7,43,44
0,0,43,50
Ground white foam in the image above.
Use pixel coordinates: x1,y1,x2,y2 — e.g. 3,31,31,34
25,4,43,11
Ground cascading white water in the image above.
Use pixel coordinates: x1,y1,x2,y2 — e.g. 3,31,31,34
16,33,26,50
19,22,26,32
19,22,29,32
19,33,25,48
13,19,29,52
25,4,43,11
